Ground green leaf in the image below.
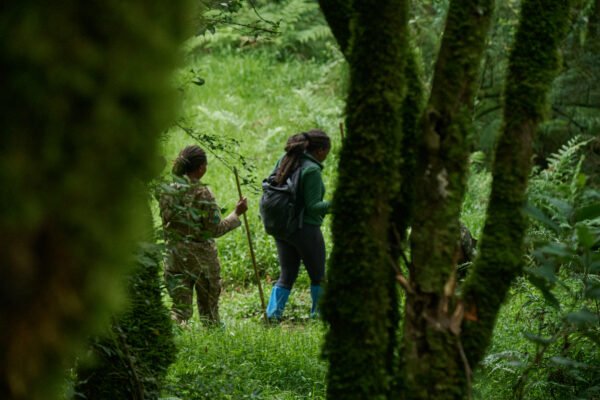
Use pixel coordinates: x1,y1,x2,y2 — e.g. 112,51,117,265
525,271,560,309
583,332,600,347
524,203,560,233
538,242,572,258
576,225,596,249
549,356,588,369
136,255,158,268
566,310,599,326
575,173,587,190
584,286,600,300
573,203,600,222
524,332,555,345
543,196,573,218
526,264,557,283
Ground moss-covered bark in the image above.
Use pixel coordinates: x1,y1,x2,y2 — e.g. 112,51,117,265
461,0,573,367
322,0,408,398
321,0,576,398
390,44,426,253
0,2,191,399
403,0,495,398
317,0,352,58
590,0,600,39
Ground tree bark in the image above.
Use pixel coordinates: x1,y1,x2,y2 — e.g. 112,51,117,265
461,0,573,367
322,0,408,399
403,0,495,398
318,0,352,59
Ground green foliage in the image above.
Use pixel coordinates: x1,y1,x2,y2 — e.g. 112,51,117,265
474,0,521,159
541,0,600,185
190,0,337,61
475,137,600,400
74,242,176,399
461,152,493,237
196,0,281,40
473,0,600,175
408,0,449,84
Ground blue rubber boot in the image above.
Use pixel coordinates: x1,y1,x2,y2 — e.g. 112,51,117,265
266,285,291,320
310,284,323,318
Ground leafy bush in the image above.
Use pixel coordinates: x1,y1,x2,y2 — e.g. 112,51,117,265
74,242,176,399
477,136,600,400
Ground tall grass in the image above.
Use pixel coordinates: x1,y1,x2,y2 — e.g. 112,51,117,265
162,290,326,400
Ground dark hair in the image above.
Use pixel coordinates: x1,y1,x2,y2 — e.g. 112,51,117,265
274,129,330,185
172,145,207,177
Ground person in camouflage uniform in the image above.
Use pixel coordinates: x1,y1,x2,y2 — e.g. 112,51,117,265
158,145,247,326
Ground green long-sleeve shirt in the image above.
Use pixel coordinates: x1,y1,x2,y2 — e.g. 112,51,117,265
299,153,329,226
273,153,330,226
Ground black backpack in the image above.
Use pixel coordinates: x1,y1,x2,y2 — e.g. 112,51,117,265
259,162,308,239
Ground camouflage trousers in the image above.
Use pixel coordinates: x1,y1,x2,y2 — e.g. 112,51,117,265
164,241,221,325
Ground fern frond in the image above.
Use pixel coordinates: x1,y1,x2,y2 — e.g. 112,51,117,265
547,135,591,174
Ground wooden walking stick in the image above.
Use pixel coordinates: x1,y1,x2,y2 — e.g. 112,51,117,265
339,121,345,141
233,167,268,322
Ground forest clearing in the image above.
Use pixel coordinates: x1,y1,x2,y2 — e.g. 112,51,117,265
2,1,599,399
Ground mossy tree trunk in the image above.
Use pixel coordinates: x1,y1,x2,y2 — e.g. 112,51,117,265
0,2,191,399
402,1,495,399
321,0,572,399
318,0,352,58
320,0,408,398
461,0,573,367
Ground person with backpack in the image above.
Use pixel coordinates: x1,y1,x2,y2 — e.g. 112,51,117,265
262,129,331,320
158,145,248,326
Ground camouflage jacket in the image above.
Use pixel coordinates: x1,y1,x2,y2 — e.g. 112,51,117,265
158,179,240,244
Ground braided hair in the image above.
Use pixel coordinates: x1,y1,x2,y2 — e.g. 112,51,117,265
274,129,330,185
172,145,207,177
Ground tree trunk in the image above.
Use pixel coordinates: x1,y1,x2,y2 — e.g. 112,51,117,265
402,0,495,398
318,0,352,58
0,3,191,399
322,0,408,398
461,0,573,367
321,1,574,398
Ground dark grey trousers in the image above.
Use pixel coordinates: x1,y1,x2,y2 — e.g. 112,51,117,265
274,224,326,289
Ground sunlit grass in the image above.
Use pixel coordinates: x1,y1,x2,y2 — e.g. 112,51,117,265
162,289,327,400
